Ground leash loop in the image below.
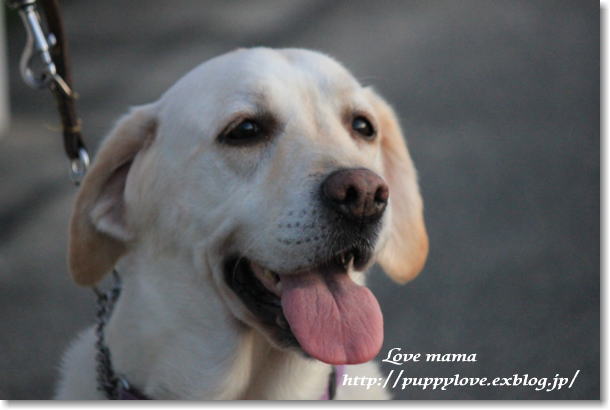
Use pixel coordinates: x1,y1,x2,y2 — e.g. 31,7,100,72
70,146,89,185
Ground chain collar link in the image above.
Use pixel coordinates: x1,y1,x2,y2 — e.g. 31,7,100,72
93,270,127,399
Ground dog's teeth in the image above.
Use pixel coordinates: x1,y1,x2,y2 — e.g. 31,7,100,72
263,269,274,282
346,255,355,271
276,281,282,293
276,314,288,329
343,253,354,270
337,251,354,269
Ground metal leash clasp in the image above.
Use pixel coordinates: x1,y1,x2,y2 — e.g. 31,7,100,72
7,0,88,184
7,0,71,95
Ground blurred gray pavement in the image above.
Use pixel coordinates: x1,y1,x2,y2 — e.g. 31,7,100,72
0,0,599,399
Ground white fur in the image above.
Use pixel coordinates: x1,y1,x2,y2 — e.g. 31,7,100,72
56,47,427,400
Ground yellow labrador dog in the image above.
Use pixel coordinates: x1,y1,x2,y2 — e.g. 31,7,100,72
56,47,428,400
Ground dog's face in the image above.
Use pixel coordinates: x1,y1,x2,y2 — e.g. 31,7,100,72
68,48,428,365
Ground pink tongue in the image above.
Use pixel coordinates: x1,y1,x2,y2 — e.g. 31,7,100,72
280,269,383,365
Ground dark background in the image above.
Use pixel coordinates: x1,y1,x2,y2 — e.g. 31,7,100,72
0,0,599,400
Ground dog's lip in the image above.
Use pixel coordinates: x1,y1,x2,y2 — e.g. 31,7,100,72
222,245,372,320
256,245,370,275
223,256,295,343
247,246,370,296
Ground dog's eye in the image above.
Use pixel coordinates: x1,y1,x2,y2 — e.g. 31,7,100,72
352,116,376,139
222,119,264,144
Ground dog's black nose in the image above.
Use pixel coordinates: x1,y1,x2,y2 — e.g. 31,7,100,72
321,168,389,221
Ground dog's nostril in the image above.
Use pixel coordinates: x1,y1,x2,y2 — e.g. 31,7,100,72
374,185,389,204
344,185,359,205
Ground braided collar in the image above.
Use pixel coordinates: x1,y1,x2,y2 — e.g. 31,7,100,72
94,271,344,400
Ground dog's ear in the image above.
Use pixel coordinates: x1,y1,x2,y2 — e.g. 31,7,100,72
366,89,429,284
68,106,157,286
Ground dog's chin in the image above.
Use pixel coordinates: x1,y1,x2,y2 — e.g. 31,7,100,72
222,244,383,365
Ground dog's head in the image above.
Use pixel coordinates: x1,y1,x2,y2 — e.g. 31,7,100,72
68,48,428,365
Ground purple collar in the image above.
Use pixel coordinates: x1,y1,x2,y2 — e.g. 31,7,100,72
115,365,346,400
319,364,345,400
116,380,149,400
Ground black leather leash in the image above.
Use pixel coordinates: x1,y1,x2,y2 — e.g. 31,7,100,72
7,0,89,184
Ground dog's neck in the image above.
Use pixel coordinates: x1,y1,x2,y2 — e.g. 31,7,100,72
102,243,330,399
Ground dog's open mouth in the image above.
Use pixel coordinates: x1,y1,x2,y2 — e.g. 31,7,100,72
224,247,383,365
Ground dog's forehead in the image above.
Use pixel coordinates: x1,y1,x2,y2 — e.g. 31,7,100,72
161,48,362,111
